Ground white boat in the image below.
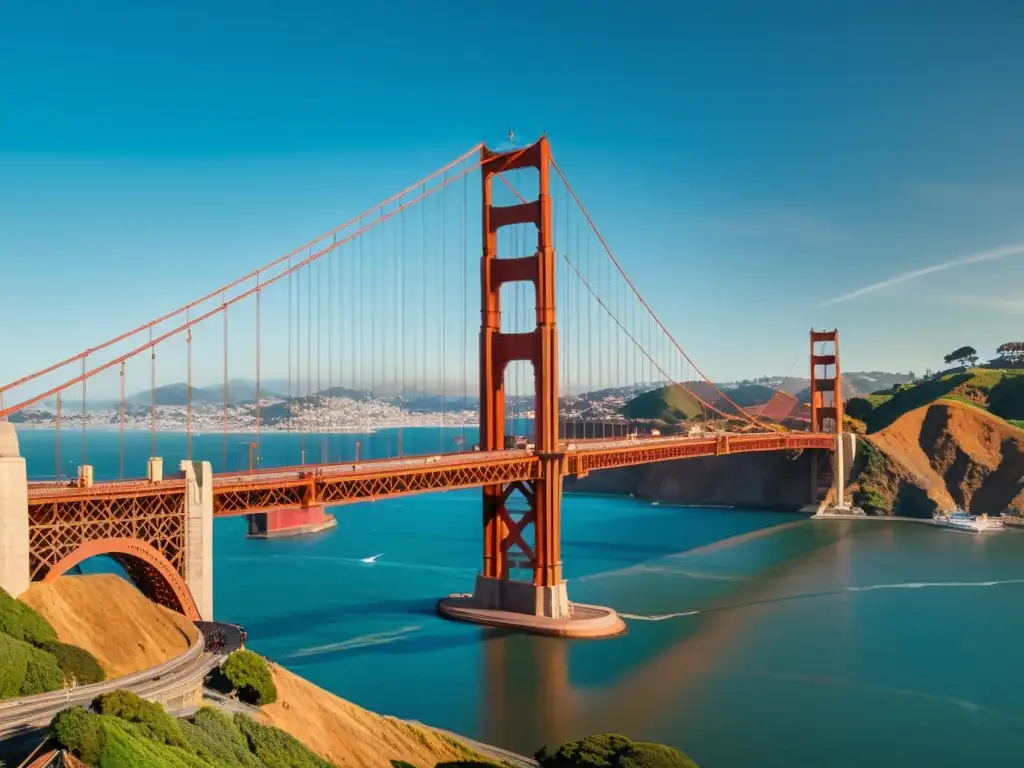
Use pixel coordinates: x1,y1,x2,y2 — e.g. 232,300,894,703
932,510,1004,533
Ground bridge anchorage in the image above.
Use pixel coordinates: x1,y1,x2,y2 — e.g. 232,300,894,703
0,134,851,638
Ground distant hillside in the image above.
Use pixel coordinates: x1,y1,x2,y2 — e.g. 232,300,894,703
621,384,705,422
718,383,777,408
126,381,283,407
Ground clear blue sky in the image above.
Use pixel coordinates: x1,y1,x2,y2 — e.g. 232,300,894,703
2,1,1023,400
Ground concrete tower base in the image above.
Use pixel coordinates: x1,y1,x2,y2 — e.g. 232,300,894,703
0,422,29,599
245,505,338,538
437,575,625,638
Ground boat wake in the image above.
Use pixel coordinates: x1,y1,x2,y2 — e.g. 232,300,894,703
284,625,422,659
360,553,385,563
619,610,700,622
845,579,1024,592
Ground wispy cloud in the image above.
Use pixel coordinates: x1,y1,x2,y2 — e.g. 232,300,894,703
819,243,1024,307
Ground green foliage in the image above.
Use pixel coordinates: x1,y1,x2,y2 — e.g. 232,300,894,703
180,707,265,768
234,712,334,768
0,587,57,646
40,640,105,685
944,345,978,367
52,707,106,765
94,716,210,768
97,689,190,750
535,734,698,768
220,649,278,706
621,385,704,423
845,397,874,420
0,631,66,697
0,632,29,698
22,644,65,694
391,761,419,768
52,694,341,768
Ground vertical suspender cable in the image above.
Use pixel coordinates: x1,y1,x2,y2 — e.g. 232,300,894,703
81,357,87,468
186,318,192,462
440,170,447,453
223,295,229,471
119,362,126,478
55,392,62,481
461,172,468,449
256,276,262,465
150,330,156,459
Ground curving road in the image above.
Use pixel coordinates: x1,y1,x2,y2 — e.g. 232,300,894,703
0,627,227,761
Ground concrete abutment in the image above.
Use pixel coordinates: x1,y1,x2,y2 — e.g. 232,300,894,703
0,422,29,599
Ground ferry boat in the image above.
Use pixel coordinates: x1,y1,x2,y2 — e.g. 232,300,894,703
932,510,1004,533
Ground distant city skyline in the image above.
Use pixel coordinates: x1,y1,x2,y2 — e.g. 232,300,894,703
3,2,1023,397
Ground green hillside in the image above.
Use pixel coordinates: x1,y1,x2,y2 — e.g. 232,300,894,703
621,384,705,422
718,384,776,408
0,587,104,698
846,367,1024,433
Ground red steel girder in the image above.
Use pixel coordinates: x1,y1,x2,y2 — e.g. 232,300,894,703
568,433,834,475
212,455,540,515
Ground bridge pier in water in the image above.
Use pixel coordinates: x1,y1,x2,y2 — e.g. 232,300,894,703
245,505,337,538
437,137,623,638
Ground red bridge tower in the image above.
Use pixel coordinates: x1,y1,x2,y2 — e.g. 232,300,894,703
472,137,569,618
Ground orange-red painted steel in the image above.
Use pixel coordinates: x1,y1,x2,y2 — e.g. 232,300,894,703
810,328,842,433
479,138,563,587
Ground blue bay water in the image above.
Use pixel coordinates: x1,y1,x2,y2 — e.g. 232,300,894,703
17,428,1024,767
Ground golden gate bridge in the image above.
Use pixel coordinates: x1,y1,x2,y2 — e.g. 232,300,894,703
0,136,846,636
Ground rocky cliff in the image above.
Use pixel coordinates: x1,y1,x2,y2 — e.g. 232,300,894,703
851,400,1024,517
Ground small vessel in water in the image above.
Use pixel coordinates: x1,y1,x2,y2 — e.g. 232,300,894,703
932,510,1004,533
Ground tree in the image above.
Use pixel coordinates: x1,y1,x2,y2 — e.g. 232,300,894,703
943,346,978,368
536,734,698,768
997,342,1024,363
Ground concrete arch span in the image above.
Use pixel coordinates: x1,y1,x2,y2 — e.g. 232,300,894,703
44,537,201,621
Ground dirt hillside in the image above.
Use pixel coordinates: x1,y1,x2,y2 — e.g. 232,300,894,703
854,400,1024,516
258,662,492,768
20,574,198,678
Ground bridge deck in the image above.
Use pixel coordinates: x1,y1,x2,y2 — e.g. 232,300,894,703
25,432,834,515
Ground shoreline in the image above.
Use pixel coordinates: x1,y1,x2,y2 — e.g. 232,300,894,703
12,423,477,435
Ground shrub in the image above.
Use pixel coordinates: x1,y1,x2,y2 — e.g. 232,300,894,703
221,649,277,706
180,707,264,768
96,689,190,750
21,645,65,695
536,734,698,768
844,397,874,421
234,712,334,768
40,640,105,685
0,588,57,646
52,706,106,764
391,761,419,768
0,633,30,698
0,632,66,697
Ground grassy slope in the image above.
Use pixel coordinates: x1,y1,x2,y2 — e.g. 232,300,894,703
257,663,495,768
621,384,705,422
21,574,198,678
849,367,1024,434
